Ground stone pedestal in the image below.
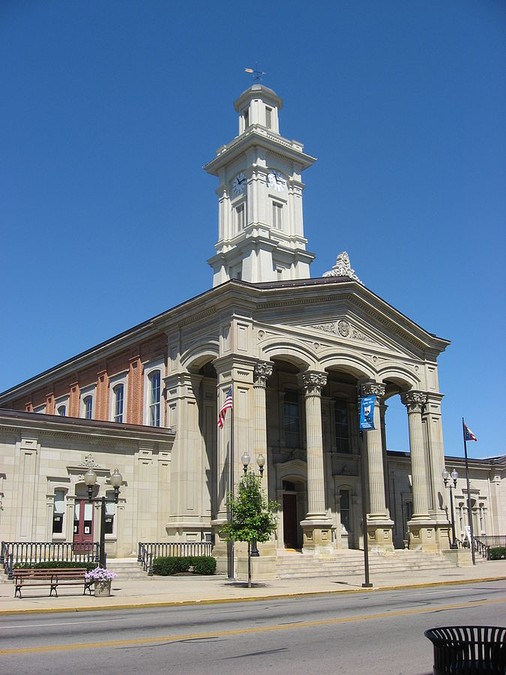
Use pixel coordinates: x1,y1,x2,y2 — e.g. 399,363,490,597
366,519,394,552
407,519,438,552
442,547,474,567
236,555,277,581
301,520,334,556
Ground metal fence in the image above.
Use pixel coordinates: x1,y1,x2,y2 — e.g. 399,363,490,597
474,536,506,559
137,542,214,575
1,541,99,579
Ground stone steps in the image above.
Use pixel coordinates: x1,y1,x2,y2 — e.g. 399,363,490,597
276,550,460,579
105,558,148,580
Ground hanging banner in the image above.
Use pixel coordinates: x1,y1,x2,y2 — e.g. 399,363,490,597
359,395,376,431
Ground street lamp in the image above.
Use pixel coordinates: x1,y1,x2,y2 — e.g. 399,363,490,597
240,451,266,556
84,468,123,567
442,468,458,549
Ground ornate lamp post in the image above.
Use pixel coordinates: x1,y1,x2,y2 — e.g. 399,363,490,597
240,452,265,556
84,468,123,568
442,468,458,549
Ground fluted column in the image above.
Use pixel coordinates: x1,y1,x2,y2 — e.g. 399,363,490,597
401,390,438,552
360,382,388,519
253,361,272,479
401,391,430,519
300,371,328,520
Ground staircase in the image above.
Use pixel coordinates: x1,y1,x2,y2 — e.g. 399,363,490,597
276,549,463,580
105,558,148,580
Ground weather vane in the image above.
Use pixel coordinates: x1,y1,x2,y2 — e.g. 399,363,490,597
244,65,266,83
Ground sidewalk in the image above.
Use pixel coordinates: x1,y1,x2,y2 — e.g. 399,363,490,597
1,560,504,615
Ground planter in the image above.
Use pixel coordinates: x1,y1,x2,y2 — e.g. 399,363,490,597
94,580,112,597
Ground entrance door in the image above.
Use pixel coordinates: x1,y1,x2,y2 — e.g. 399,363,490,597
73,500,94,552
283,493,298,549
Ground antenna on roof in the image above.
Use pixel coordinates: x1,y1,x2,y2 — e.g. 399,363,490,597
244,65,266,83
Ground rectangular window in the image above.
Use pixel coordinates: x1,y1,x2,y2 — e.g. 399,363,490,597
340,489,351,532
149,370,161,427
243,109,249,128
52,489,65,534
273,201,283,229
236,203,245,230
113,383,124,423
283,390,300,448
104,491,116,535
334,398,350,453
266,106,272,129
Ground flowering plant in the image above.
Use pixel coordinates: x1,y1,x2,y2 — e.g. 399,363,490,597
85,567,117,583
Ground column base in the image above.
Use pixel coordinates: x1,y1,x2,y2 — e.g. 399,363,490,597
300,519,335,556
407,518,438,552
366,518,394,552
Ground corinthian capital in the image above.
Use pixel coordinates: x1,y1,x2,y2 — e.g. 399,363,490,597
401,390,428,413
254,361,273,387
299,371,327,396
360,381,385,398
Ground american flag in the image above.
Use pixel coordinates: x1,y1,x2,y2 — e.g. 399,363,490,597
463,423,477,442
217,387,233,428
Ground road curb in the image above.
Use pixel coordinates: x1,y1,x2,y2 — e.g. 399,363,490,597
0,576,504,616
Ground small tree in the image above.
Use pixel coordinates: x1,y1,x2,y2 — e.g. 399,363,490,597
220,471,279,587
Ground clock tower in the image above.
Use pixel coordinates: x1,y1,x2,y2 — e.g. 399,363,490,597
205,84,316,285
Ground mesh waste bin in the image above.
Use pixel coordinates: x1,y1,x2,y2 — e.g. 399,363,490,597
424,626,506,674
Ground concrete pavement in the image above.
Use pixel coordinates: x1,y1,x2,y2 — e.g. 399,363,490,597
1,560,504,615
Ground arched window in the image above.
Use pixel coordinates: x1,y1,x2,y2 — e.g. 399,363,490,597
283,390,300,448
83,395,93,420
113,383,124,423
57,404,66,416
149,370,161,427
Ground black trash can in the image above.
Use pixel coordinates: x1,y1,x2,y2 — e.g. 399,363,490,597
424,625,506,674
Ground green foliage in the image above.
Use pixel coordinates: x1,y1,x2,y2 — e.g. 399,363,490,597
13,561,95,570
152,555,216,576
488,546,506,560
219,472,279,544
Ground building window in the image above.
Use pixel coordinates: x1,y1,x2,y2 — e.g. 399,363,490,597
52,489,65,534
33,405,46,414
236,203,245,230
243,109,249,129
340,489,351,532
83,395,93,420
149,370,161,427
273,201,283,229
266,106,272,129
113,383,125,423
104,491,117,535
57,404,66,416
283,390,300,448
334,398,350,453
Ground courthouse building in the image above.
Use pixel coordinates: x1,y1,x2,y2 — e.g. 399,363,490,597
0,84,504,573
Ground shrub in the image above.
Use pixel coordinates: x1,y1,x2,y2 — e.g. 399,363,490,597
14,561,96,570
191,556,216,575
152,555,216,576
488,546,506,560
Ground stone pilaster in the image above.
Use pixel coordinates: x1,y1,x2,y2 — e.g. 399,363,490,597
401,390,437,551
360,382,394,551
299,371,333,555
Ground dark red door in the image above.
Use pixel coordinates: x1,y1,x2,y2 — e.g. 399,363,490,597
73,499,94,552
283,494,298,549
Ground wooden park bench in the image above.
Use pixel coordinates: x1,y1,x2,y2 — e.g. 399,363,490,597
14,568,93,598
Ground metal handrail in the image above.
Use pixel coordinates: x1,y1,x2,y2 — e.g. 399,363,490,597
137,542,214,575
1,541,99,579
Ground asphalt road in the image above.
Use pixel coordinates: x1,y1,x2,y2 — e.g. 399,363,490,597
1,580,504,674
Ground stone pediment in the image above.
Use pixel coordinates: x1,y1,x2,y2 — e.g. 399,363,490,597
304,319,378,345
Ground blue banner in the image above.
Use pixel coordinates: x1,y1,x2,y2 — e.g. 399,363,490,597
360,395,376,431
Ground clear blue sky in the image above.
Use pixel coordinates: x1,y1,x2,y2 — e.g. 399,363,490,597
1,1,504,458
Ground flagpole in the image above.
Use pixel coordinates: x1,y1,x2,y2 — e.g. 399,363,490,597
462,417,476,565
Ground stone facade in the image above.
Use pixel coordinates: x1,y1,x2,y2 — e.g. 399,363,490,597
0,84,504,574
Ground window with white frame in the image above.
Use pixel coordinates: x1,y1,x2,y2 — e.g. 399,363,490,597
265,106,272,129
52,489,66,535
33,404,46,414
80,386,96,420
235,202,245,231
109,374,127,423
144,366,163,427
273,201,283,229
104,490,117,535
55,396,69,417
